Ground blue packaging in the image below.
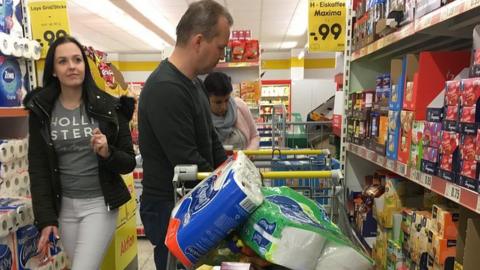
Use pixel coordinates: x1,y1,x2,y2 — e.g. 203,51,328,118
0,243,14,270
165,152,263,268
0,56,22,107
16,225,39,270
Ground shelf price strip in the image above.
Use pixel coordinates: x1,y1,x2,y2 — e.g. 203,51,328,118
477,195,480,214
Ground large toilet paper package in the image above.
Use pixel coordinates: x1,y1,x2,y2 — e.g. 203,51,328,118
0,56,26,107
165,151,263,268
240,186,372,270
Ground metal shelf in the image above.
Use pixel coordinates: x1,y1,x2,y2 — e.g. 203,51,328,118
215,61,259,68
347,143,480,214
352,0,480,61
0,107,28,118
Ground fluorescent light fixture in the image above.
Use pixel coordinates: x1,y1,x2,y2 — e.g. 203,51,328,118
125,0,176,41
70,0,166,50
286,0,307,37
280,41,298,49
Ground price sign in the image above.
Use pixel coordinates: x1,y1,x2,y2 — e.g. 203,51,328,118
28,1,70,59
308,0,346,52
445,183,461,203
377,156,386,165
386,159,395,171
396,162,407,176
410,169,421,182
420,173,433,189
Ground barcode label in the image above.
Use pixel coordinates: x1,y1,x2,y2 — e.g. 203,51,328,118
445,183,461,203
240,198,257,213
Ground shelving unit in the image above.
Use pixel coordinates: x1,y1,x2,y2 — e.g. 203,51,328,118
259,80,291,123
347,143,480,214
341,1,480,268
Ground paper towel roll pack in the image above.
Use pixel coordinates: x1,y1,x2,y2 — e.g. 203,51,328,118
0,140,15,163
165,151,263,268
240,186,373,270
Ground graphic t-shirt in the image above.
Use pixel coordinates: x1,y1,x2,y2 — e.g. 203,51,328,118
51,100,102,198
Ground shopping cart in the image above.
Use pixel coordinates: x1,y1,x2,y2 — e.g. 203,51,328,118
165,150,343,270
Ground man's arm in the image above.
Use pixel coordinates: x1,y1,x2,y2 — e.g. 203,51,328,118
145,82,214,172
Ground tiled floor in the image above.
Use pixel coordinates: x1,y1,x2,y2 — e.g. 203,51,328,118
137,238,156,270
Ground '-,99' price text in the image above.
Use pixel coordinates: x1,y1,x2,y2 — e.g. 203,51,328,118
311,23,342,41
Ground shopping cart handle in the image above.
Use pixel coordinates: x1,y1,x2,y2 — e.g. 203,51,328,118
173,165,199,182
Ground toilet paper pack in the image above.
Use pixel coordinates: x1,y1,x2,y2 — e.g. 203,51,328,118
14,225,41,270
0,233,18,270
165,151,263,268
241,186,372,270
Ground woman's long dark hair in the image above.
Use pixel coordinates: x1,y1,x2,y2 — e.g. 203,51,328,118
43,36,100,99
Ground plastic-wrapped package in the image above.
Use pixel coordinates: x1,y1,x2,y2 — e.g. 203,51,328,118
165,152,263,268
241,186,372,270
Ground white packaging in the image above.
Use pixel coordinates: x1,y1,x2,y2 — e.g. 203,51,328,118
0,140,15,163
316,241,372,270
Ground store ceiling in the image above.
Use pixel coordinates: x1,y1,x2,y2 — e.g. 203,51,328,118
67,0,308,53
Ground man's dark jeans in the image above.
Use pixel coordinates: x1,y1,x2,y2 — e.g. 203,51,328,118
140,195,174,270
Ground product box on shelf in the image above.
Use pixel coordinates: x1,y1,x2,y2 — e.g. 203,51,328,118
460,78,480,107
476,130,480,161
386,110,400,160
414,0,442,19
390,58,406,111
460,134,476,161
421,147,439,175
423,122,442,148
400,55,419,111
445,80,461,106
428,230,457,267
438,131,460,181
398,110,414,164
443,105,459,132
410,121,425,170
470,25,480,78
412,51,471,120
458,106,478,134
375,73,391,110
432,205,459,240
458,160,480,192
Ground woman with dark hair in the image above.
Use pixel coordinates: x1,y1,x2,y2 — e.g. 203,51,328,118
23,36,135,269
204,72,260,149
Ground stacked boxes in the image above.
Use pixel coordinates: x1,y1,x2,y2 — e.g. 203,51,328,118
421,121,442,175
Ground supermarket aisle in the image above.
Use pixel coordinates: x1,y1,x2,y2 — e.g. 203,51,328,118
137,238,156,270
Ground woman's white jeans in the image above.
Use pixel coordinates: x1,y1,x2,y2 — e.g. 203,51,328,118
59,196,118,270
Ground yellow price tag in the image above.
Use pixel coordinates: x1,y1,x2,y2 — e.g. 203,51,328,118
28,1,70,59
308,0,346,52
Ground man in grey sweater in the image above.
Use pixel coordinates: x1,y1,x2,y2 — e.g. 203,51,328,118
138,0,232,268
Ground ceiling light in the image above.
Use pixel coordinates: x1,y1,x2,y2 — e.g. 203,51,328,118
286,0,308,37
69,0,166,50
280,41,298,49
125,0,176,41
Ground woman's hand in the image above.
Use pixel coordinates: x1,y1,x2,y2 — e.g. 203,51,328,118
91,128,110,159
37,226,59,263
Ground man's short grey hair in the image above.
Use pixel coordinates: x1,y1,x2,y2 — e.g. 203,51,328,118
176,0,234,46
